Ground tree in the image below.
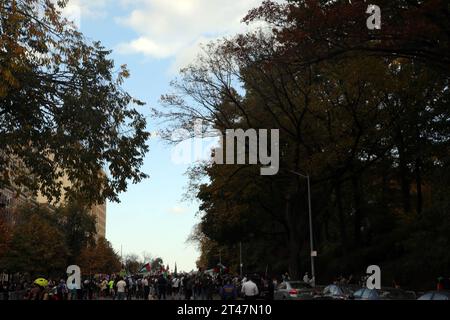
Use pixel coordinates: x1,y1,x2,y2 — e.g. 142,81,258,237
1,205,69,278
0,214,11,263
0,0,150,205
56,201,97,264
78,237,121,275
245,0,450,70
157,0,449,285
124,253,142,275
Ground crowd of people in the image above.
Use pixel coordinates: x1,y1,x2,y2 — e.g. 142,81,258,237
3,271,449,301
0,272,278,301
105,273,276,301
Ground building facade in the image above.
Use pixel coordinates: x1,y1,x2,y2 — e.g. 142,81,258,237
0,187,106,239
90,203,107,239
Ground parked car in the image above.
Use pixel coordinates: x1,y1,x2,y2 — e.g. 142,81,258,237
418,291,450,300
351,287,416,300
314,284,358,300
274,281,318,300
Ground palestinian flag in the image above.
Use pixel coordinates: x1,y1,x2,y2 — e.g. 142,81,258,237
139,263,151,274
217,263,228,274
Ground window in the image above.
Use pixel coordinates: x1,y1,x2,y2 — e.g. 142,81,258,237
418,293,434,300
362,289,373,300
353,289,365,299
331,286,340,296
432,293,449,301
323,286,332,295
368,290,379,300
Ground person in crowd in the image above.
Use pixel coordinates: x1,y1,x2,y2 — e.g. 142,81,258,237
157,274,167,300
42,285,51,300
241,276,259,300
266,277,275,300
339,275,348,285
83,278,90,300
220,279,237,301
392,278,401,289
143,277,150,300
194,276,201,300
136,277,143,299
303,272,311,284
57,279,68,300
0,281,9,300
167,275,173,297
29,283,44,300
126,277,133,300
206,276,215,300
116,277,127,300
172,277,180,299
108,278,115,299
100,278,108,298
184,276,193,300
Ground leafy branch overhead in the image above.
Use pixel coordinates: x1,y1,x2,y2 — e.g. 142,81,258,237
0,0,150,205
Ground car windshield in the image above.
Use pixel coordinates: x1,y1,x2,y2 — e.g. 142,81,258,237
433,293,450,300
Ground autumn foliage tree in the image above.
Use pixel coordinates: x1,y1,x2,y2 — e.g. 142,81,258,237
158,1,449,287
1,205,69,278
78,237,121,276
245,0,449,70
0,214,11,261
0,201,118,278
0,0,149,205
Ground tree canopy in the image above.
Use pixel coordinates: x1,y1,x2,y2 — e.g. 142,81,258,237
158,0,450,288
78,237,122,276
0,0,150,205
0,201,120,277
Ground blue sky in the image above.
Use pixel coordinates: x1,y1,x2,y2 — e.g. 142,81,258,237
66,0,270,272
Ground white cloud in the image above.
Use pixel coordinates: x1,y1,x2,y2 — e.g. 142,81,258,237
167,205,189,215
115,0,276,71
59,0,110,27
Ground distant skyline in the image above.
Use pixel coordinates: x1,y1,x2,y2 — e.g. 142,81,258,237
68,0,273,272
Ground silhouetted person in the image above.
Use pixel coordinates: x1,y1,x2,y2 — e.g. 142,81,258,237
157,275,167,300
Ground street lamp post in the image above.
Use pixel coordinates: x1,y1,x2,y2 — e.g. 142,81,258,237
290,170,316,285
239,242,243,277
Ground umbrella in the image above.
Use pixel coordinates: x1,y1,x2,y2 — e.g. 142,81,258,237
34,278,48,287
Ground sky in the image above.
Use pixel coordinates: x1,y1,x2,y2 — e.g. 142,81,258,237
64,0,273,272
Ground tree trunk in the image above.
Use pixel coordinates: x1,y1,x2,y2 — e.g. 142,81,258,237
415,157,423,215
397,132,412,214
352,174,363,246
335,182,348,251
381,165,389,208
285,196,301,280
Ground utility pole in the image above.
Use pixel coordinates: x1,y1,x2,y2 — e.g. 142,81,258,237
290,171,316,285
239,242,243,277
